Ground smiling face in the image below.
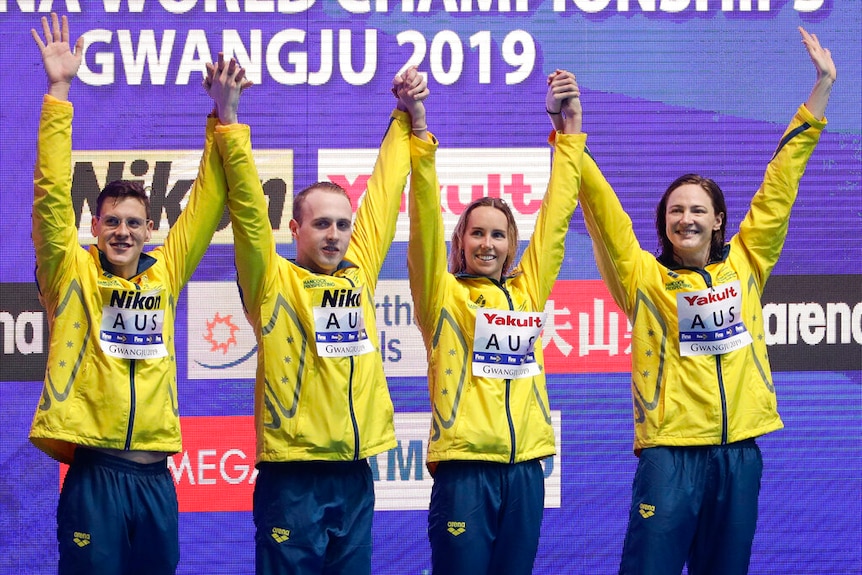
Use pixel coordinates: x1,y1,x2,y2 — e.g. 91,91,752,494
663,183,724,268
91,196,153,279
289,187,353,275
460,205,511,280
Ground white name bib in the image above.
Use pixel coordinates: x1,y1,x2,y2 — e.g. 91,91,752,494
472,309,546,379
676,281,752,357
99,288,167,360
313,287,374,358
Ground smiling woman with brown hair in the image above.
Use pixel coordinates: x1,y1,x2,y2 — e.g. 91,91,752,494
576,27,836,575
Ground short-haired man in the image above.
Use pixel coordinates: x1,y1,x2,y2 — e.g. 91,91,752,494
215,67,428,573
30,13,246,574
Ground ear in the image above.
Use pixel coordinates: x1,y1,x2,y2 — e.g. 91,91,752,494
91,216,99,238
713,212,724,230
144,219,154,242
289,218,299,239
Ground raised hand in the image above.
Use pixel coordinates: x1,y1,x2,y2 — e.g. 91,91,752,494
393,66,429,134
205,52,252,125
799,26,836,84
546,69,582,134
31,13,84,101
798,27,835,121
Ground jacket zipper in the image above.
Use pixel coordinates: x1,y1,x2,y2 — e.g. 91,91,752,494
346,278,360,460
698,269,729,444
349,356,360,460
124,359,136,450
495,279,518,464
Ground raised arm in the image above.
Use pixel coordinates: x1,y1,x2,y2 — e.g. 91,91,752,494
735,30,834,285
799,26,836,121
32,14,84,301
343,69,420,281
517,70,586,306
156,55,247,290
402,70,443,344
211,58,276,318
572,66,644,315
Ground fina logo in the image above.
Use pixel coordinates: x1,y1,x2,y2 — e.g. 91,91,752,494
187,283,258,380
195,311,257,370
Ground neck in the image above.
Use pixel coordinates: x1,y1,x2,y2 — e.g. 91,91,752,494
672,249,709,269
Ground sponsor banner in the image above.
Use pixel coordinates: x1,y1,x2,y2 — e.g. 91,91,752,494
762,275,862,371
187,280,428,379
318,147,552,243
68,149,293,244
0,283,48,381
65,145,552,250
60,412,562,513
186,276,862,379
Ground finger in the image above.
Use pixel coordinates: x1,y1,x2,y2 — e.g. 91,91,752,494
51,12,61,43
31,28,46,51
61,14,70,44
40,16,51,43
204,62,216,86
411,74,427,91
74,35,84,55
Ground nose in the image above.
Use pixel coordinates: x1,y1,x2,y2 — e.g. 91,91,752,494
480,233,492,249
114,220,132,234
326,223,339,239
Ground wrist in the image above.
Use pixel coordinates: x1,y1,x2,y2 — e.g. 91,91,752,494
47,80,72,101
409,112,426,130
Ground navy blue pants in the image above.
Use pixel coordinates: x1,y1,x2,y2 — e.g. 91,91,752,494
57,448,179,575
254,460,374,575
618,440,763,575
428,459,545,575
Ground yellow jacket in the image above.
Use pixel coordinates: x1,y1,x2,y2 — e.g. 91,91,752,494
579,105,826,453
30,96,227,463
408,131,586,465
217,112,414,462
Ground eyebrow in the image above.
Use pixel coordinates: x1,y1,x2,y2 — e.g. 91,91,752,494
311,217,352,224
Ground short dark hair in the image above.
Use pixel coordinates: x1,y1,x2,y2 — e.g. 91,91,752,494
292,181,352,224
655,173,727,264
96,181,151,219
449,197,519,276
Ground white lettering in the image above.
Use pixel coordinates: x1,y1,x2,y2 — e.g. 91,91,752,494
0,311,44,355
764,301,862,346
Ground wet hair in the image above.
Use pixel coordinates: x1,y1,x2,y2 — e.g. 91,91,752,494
449,197,519,277
96,180,151,219
655,173,728,264
292,181,352,224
